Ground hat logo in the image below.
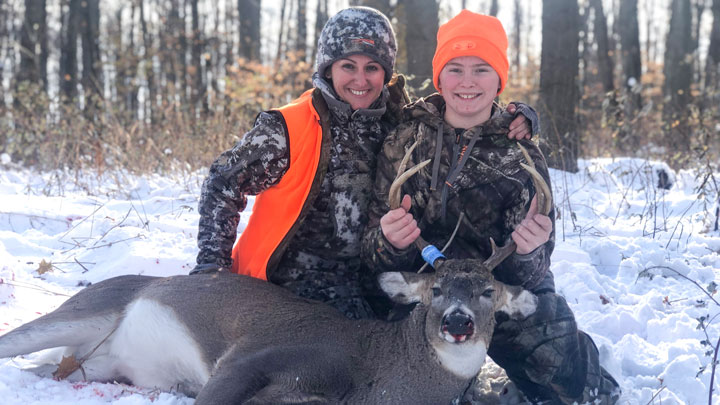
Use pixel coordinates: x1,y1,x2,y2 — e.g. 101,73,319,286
452,40,476,50
349,37,375,46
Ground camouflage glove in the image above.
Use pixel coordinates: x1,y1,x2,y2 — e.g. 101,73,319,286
189,263,228,275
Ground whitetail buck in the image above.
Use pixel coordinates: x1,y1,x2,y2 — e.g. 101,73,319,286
0,144,550,404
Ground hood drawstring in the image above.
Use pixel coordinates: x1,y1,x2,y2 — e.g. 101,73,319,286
440,127,483,222
430,122,443,191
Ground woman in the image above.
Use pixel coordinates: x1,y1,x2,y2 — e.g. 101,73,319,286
192,7,534,320
362,10,620,404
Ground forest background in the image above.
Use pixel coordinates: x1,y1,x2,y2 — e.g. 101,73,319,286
0,0,718,182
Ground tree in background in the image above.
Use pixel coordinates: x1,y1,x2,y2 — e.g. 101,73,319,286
60,0,79,103
664,0,693,157
239,0,261,61
539,0,580,172
16,0,47,92
80,0,102,120
706,0,720,101
402,0,438,97
590,0,614,93
615,0,642,152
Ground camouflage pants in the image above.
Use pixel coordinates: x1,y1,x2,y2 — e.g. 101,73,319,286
487,290,620,404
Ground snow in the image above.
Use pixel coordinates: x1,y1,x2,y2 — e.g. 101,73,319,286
0,157,719,405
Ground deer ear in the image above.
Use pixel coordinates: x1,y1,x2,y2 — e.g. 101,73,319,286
378,272,432,304
495,285,537,319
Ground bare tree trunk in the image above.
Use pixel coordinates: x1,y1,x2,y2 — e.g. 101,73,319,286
275,0,287,65
16,0,47,91
60,0,80,102
663,0,693,156
139,0,156,123
692,0,706,85
164,0,181,110
225,0,235,67
539,0,580,172
128,2,140,119
190,0,205,115
590,0,614,92
489,0,499,16
404,0,438,98
618,0,642,103
297,0,307,61
512,0,522,74
0,0,6,95
238,0,261,61
311,0,328,66
80,0,102,121
113,6,127,116
706,0,720,94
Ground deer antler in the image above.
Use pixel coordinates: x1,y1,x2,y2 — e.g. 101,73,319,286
482,143,553,271
387,140,441,269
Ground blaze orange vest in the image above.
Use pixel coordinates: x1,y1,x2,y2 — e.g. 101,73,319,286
230,90,325,280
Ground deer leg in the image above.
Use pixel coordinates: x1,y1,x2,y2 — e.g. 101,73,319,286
196,344,354,405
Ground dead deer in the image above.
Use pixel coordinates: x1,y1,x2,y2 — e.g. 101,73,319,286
0,143,550,404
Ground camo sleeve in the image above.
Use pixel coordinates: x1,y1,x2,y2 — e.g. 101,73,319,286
494,141,555,289
361,122,420,273
195,112,290,270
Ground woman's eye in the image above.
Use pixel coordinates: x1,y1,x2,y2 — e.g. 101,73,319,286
432,287,442,297
342,64,356,71
366,65,379,72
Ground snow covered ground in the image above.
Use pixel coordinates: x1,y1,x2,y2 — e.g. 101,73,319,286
0,158,718,405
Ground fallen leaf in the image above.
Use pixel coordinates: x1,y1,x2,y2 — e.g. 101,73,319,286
37,259,53,275
53,355,82,380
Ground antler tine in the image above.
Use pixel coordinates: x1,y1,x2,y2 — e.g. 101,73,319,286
388,139,432,210
386,140,438,270
482,144,553,271
517,143,553,216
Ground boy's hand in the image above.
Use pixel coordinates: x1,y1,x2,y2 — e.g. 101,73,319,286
512,195,552,254
507,103,532,140
380,194,421,250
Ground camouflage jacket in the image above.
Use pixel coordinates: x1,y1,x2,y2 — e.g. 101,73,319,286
361,94,555,290
195,74,408,319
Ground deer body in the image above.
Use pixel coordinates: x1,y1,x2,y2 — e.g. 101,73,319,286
0,265,535,404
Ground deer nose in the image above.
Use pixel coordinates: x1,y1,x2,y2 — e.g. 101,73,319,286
442,309,475,340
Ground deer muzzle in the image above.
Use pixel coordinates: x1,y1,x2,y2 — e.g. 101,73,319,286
441,309,475,343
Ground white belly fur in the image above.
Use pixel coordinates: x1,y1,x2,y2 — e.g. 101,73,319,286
108,298,211,394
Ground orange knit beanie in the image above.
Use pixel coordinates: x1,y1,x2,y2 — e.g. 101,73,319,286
432,10,509,95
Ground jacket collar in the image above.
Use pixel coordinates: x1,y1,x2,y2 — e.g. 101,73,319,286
403,93,511,139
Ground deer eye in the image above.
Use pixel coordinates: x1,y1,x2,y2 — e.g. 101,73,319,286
432,287,442,297
481,288,495,298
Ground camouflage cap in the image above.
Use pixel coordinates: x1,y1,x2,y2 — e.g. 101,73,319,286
315,7,397,83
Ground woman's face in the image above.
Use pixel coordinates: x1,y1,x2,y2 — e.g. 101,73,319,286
438,56,500,128
329,54,385,110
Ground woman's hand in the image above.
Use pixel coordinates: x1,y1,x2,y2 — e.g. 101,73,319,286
380,194,421,250
506,103,532,140
512,195,552,254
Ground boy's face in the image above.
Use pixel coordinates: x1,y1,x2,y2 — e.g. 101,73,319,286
438,56,500,128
